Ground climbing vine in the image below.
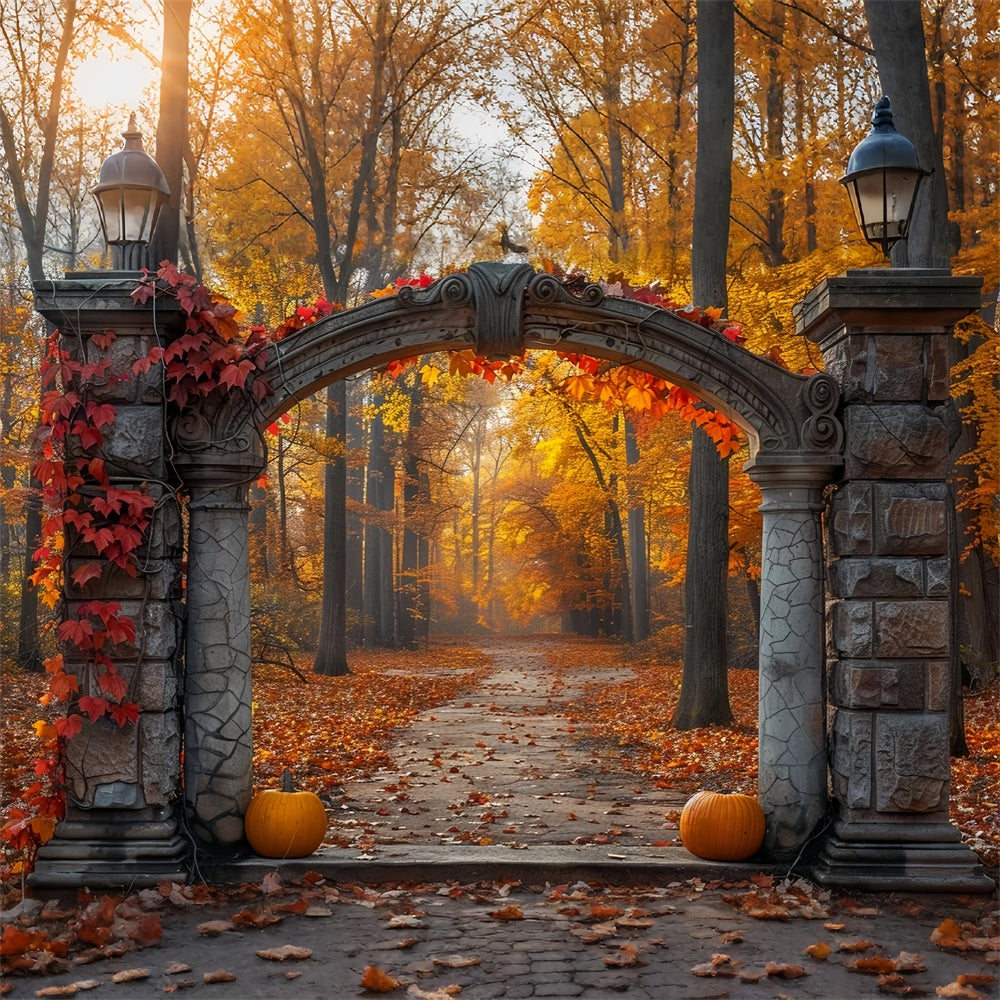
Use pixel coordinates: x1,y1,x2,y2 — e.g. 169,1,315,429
1,263,274,868
375,266,752,457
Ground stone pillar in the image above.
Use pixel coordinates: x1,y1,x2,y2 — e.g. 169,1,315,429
747,459,836,854
173,406,264,847
31,274,188,888
797,268,993,892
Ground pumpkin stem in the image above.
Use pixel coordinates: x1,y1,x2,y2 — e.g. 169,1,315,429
281,769,295,793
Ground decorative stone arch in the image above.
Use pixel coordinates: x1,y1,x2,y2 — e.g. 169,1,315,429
32,263,992,892
178,263,843,857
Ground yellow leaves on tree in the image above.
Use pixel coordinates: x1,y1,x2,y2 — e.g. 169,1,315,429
951,314,1000,562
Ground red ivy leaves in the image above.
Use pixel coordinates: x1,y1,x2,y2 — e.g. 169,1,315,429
377,268,747,457
20,264,280,860
131,262,274,406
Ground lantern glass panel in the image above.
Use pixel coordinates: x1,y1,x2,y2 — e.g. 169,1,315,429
848,168,921,244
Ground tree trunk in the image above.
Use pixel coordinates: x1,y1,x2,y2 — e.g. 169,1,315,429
151,0,191,267
864,0,958,266
313,384,350,675
363,402,394,647
674,0,735,729
346,390,365,646
763,1,787,266
626,418,649,642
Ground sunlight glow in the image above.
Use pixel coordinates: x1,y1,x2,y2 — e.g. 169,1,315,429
73,55,156,111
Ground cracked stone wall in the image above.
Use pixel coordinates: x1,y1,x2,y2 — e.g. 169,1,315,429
801,272,976,843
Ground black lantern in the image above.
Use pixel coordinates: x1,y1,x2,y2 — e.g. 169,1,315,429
839,96,929,259
92,114,170,270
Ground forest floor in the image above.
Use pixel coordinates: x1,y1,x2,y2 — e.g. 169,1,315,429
1,634,998,998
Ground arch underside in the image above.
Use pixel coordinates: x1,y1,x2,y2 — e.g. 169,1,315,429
259,266,843,466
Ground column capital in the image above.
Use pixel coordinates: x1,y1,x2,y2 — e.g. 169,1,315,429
33,273,185,334
794,268,983,347
746,456,842,505
172,392,266,490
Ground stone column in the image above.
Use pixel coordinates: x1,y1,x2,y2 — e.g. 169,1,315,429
747,459,836,854
173,405,264,847
797,268,992,892
31,274,188,888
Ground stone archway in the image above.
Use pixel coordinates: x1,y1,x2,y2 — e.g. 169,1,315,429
32,263,992,892
176,263,844,858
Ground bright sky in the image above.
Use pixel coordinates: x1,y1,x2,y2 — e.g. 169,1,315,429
73,54,157,110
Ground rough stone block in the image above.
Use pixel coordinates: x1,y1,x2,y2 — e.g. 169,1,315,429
64,710,181,809
830,710,872,810
869,335,927,400
829,557,924,598
81,329,164,404
830,601,873,658
874,600,948,657
829,484,872,556
875,713,949,812
62,598,181,662
878,488,948,555
927,339,951,402
63,559,182,601
101,405,166,478
925,660,950,711
64,717,139,806
830,661,926,710
926,558,950,596
64,655,180,712
140,711,182,805
844,405,949,480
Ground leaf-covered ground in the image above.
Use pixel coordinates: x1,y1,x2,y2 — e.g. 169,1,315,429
2,636,997,887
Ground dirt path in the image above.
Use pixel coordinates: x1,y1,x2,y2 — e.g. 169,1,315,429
325,635,688,854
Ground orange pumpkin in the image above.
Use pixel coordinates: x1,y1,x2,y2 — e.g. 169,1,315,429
245,770,327,858
679,790,765,861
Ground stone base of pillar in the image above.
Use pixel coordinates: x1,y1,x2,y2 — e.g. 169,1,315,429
813,823,994,893
29,806,189,890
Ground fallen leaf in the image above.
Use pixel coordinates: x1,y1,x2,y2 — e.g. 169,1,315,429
935,984,982,999
202,969,236,983
764,961,808,979
110,968,149,983
720,930,744,944
877,972,924,995
692,953,741,977
361,965,401,992
839,940,876,952
893,951,926,972
389,914,424,928
431,955,481,968
488,904,523,920
257,944,313,961
957,976,994,987
232,906,282,928
196,919,238,936
165,962,192,974
805,942,831,960
33,986,92,998
407,987,463,999
603,943,640,967
850,956,899,974
931,919,969,951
